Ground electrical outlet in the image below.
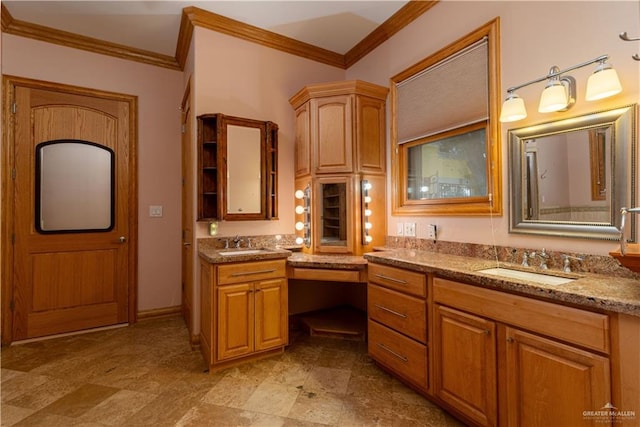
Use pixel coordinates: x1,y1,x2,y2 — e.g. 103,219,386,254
428,224,437,240
404,222,416,237
397,223,404,236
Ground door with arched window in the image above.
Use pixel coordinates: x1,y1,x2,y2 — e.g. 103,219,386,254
3,77,136,342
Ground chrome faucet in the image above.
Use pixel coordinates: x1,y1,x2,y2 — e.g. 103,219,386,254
530,248,549,269
233,235,243,248
562,254,584,273
521,251,530,267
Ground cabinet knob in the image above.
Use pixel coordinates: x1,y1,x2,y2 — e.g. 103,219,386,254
506,337,514,343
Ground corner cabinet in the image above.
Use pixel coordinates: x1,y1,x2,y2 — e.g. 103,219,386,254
289,80,388,255
199,257,288,371
197,113,278,221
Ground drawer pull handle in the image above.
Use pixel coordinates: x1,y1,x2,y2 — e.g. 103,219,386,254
375,274,408,285
378,343,408,362
231,269,277,277
375,304,407,319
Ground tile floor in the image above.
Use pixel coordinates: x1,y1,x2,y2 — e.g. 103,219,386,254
1,316,463,426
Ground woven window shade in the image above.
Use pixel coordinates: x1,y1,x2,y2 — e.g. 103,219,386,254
397,39,488,144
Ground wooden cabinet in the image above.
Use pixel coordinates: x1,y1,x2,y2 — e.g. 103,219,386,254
289,80,388,255
367,263,428,391
504,327,610,427
433,304,497,427
197,113,278,221
432,276,612,427
200,258,287,371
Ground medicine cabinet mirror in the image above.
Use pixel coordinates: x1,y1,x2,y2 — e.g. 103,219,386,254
391,18,501,216
197,113,278,221
508,104,637,240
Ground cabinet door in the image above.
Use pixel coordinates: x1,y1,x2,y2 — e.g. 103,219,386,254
294,103,311,177
505,327,611,427
434,305,497,427
217,283,253,360
356,96,386,173
312,95,353,174
254,278,288,351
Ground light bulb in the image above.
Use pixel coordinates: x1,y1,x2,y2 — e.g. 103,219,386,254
295,205,304,214
294,190,304,199
295,237,304,245
364,196,372,203
365,235,373,243
365,222,372,229
364,209,372,217
295,222,304,231
363,182,372,190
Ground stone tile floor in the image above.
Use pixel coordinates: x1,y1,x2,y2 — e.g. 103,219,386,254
1,316,464,426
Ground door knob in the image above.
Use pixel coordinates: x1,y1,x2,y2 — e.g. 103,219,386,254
119,236,126,243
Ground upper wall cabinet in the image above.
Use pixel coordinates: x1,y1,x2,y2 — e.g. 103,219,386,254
197,113,278,221
289,80,388,177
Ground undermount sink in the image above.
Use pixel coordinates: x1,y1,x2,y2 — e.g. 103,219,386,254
218,249,271,256
477,267,576,286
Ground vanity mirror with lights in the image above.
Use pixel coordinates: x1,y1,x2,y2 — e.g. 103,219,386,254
508,104,637,240
290,80,388,255
197,113,278,221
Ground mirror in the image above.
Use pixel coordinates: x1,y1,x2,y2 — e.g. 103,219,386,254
320,182,347,246
226,125,261,214
508,104,637,240
36,140,114,233
197,113,278,221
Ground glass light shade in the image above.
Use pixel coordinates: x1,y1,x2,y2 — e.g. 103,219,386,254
295,236,304,245
538,82,568,113
294,190,304,199
499,94,527,122
295,205,304,214
586,65,622,101
295,221,304,231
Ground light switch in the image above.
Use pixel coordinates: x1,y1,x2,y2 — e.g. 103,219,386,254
149,205,163,217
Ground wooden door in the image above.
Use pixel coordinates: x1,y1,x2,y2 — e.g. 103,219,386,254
7,80,135,342
294,103,311,177
217,283,253,360
312,95,353,174
255,278,287,351
181,83,194,340
434,304,498,427
504,327,611,427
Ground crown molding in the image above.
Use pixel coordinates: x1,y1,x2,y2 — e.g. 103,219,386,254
180,6,345,69
1,4,181,71
3,2,438,72
345,1,439,68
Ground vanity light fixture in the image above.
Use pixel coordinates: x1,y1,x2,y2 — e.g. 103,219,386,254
294,185,311,248
500,54,622,123
361,180,373,244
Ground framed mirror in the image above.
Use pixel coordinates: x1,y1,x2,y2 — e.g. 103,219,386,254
313,176,353,254
508,104,637,240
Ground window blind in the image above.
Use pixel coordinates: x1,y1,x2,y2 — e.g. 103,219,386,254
396,38,488,144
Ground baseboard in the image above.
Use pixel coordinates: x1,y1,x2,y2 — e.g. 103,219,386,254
137,305,182,321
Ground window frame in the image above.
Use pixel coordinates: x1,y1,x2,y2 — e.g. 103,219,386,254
391,18,502,216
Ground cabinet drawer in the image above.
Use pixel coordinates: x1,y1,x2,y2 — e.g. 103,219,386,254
368,284,426,343
433,277,610,354
217,259,286,285
368,263,426,297
368,319,427,389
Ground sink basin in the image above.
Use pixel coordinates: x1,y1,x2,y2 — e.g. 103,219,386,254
477,267,575,286
218,249,271,256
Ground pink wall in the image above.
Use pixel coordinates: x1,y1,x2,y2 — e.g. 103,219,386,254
2,34,184,313
347,1,640,255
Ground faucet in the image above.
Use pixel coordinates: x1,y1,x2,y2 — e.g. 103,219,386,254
561,254,584,273
233,235,243,248
224,239,230,249
521,251,530,267
530,248,549,269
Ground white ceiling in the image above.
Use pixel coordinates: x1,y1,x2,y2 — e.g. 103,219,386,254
3,1,410,56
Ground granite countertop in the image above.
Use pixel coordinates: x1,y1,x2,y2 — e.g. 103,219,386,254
287,252,368,270
198,246,292,263
364,249,640,317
